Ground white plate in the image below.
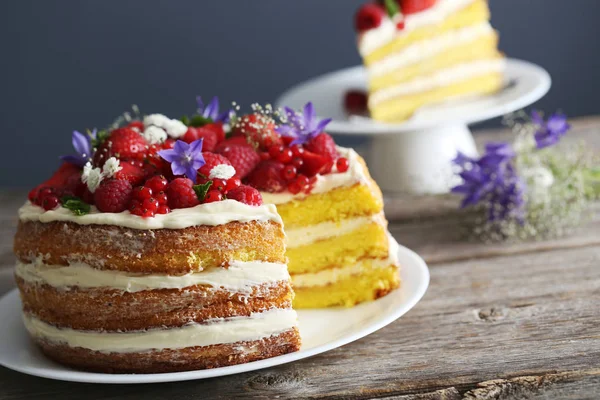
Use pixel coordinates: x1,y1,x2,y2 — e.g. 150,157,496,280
0,244,429,384
275,58,551,135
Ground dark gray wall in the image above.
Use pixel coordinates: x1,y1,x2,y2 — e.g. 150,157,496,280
1,0,599,187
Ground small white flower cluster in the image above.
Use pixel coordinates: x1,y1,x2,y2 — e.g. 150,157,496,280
143,113,187,139
209,164,236,180
81,157,122,193
142,125,168,145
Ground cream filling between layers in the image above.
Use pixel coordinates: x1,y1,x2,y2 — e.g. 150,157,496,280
261,147,368,205
23,308,298,353
358,0,477,56
15,260,289,293
18,199,282,229
369,58,506,106
286,213,386,249
367,22,494,77
292,235,400,288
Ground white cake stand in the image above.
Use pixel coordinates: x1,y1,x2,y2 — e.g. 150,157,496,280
276,59,551,194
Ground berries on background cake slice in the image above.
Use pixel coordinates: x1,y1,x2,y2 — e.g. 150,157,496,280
399,0,437,15
355,3,386,32
245,160,287,193
232,113,282,150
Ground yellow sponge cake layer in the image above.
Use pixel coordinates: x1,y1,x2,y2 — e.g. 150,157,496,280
363,0,490,65
286,220,389,274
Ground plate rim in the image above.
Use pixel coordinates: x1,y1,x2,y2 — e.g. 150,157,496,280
0,244,429,384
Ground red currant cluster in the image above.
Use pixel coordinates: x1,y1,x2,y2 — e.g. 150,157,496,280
29,187,61,211
129,176,170,217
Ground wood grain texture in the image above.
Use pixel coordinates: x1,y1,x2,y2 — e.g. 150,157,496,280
0,116,599,399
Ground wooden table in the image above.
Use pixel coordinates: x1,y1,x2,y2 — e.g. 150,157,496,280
0,117,598,399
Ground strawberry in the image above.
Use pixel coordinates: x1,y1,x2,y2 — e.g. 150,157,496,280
299,151,330,177
215,136,250,153
399,0,437,15
217,144,260,179
29,162,82,202
114,163,146,186
93,128,148,167
197,152,232,179
355,4,385,32
245,160,286,193
232,114,282,150
305,132,338,161
182,127,218,151
126,121,145,131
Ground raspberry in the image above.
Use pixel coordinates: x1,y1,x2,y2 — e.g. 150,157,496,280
305,133,338,161
94,179,133,213
344,90,368,114
145,175,168,192
355,4,385,32
198,152,232,179
231,114,282,150
227,185,263,206
214,136,249,153
114,163,145,186
182,127,218,151
204,189,223,203
336,157,350,173
204,122,226,143
399,0,437,15
299,150,330,177
93,128,148,167
245,160,286,193
217,144,260,179
166,178,200,209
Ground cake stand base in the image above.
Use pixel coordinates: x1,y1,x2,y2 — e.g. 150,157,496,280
368,124,477,194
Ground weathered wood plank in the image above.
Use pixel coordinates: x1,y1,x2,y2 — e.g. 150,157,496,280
0,245,598,399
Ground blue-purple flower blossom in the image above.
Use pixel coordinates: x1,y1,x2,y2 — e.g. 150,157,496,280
452,142,526,222
196,96,233,123
531,110,570,149
60,129,97,167
158,139,205,183
276,102,332,146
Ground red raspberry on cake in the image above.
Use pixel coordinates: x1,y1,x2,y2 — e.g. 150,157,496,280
216,144,260,179
227,185,263,206
166,178,200,209
197,152,232,179
93,128,148,167
355,3,386,32
94,179,133,213
245,160,287,193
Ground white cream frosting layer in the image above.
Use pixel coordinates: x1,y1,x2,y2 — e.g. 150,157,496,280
23,308,298,353
261,147,368,205
292,235,400,288
15,260,289,293
358,0,477,56
369,58,506,106
286,213,386,249
367,22,494,77
18,199,282,229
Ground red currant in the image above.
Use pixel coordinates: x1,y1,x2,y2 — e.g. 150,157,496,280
42,195,60,211
268,145,284,159
155,191,168,205
281,165,297,181
290,144,304,157
157,205,171,214
336,157,349,173
291,156,304,169
142,198,159,212
133,186,153,201
130,203,144,216
287,180,303,194
225,177,241,192
145,175,168,192
259,152,270,161
141,209,155,218
276,148,293,164
212,178,227,192
204,190,223,203
295,174,309,188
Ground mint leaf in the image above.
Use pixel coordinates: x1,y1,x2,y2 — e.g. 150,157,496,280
384,0,399,17
60,196,91,216
193,181,213,202
91,129,109,148
189,114,213,127
181,115,190,126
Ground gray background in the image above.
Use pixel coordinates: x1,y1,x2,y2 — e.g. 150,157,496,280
1,0,599,187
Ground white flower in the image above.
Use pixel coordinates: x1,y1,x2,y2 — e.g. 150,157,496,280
209,164,236,180
81,162,103,193
522,166,555,204
142,125,167,145
102,157,122,178
143,113,187,138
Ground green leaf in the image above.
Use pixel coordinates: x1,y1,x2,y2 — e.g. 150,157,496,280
188,114,213,127
91,129,109,148
180,115,190,126
384,0,399,17
193,181,213,202
60,196,91,216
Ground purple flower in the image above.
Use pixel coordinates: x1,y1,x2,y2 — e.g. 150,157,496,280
60,129,96,167
531,110,570,149
196,96,233,123
276,102,332,146
158,139,205,183
452,142,525,222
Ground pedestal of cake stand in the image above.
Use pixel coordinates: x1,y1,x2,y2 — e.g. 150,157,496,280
369,124,476,194
276,59,551,194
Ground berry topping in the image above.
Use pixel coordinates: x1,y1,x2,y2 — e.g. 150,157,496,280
215,136,250,153
94,179,133,213
155,191,168,205
126,121,145,131
156,205,170,214
355,4,385,32
232,114,282,150
282,165,297,181
142,197,159,213
245,160,287,193
114,162,145,186
344,90,369,115
93,128,148,167
145,175,168,193
217,144,261,179
227,185,263,206
399,0,437,15
133,186,153,201
305,132,338,161
166,178,200,209
41,195,60,211
204,189,224,203
182,127,218,152
299,151,330,177
336,157,350,173
197,152,232,179
204,122,226,143
225,177,241,192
